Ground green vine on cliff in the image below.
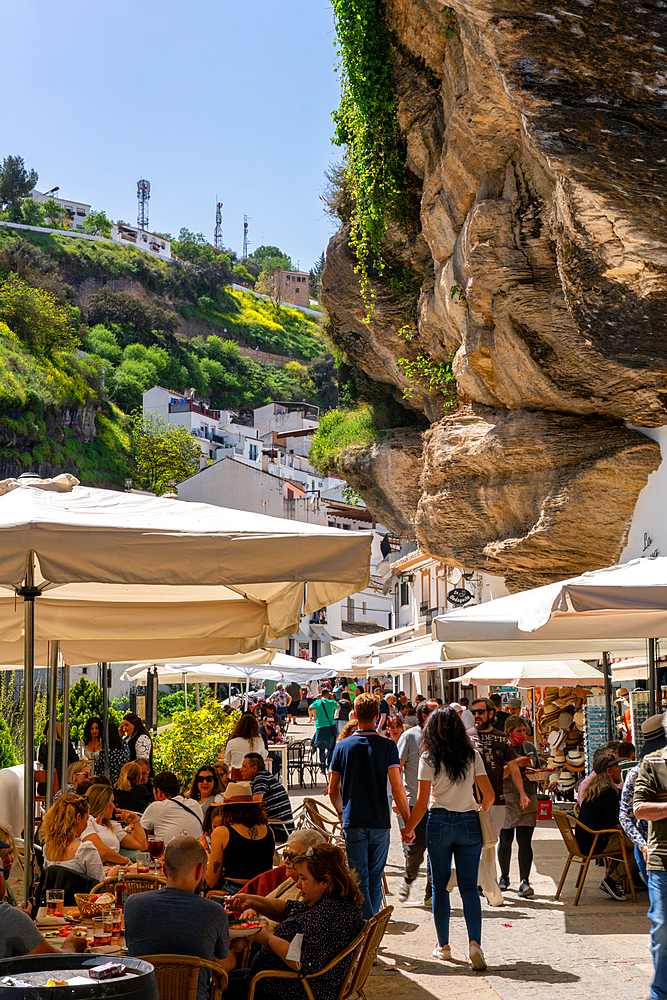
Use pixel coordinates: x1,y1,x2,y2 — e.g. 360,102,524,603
397,351,457,411
331,0,407,317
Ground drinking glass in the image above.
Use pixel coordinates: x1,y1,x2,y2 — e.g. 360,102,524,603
147,837,164,871
136,851,150,874
111,906,123,943
46,889,64,916
93,915,111,946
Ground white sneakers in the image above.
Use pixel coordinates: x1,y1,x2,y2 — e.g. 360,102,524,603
432,945,452,960
397,880,412,903
469,944,487,970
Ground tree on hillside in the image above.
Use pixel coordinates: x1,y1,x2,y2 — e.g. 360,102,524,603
255,270,284,309
130,410,201,495
0,155,38,221
309,251,326,300
83,209,113,237
172,229,217,264
41,198,66,229
247,245,292,275
0,275,79,354
21,198,46,227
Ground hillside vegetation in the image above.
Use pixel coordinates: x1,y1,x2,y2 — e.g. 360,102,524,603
0,227,337,487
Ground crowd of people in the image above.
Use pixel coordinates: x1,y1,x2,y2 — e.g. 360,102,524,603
7,681,667,1000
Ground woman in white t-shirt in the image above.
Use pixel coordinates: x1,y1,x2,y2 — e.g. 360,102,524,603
222,714,268,778
82,783,148,864
402,706,494,971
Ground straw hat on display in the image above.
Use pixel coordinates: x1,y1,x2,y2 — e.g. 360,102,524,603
566,750,586,772
558,770,576,790
640,714,667,759
544,687,559,703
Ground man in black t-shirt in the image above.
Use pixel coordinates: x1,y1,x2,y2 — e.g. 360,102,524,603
470,698,530,886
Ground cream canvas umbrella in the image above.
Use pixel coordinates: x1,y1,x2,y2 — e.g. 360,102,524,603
0,473,371,896
450,659,605,688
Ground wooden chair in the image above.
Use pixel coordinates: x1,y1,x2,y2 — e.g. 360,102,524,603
91,875,166,895
139,954,227,1000
246,904,392,1000
552,809,637,905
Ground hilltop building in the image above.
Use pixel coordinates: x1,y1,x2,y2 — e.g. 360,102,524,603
32,190,91,230
274,267,310,307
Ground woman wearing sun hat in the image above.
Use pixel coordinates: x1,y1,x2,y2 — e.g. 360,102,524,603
498,715,540,898
205,781,275,893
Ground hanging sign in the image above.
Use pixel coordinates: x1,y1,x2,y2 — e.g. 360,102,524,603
448,587,474,606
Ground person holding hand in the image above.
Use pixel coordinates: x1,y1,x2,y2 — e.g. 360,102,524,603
401,705,495,971
497,716,540,898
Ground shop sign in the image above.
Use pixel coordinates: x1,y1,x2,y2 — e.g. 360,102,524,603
448,587,473,606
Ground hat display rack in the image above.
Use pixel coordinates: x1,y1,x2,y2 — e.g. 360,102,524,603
630,689,651,757
583,695,609,773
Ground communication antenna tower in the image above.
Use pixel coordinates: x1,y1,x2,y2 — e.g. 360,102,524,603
137,179,150,231
243,214,249,259
214,200,223,250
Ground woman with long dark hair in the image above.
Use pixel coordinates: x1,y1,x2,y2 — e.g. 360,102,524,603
223,713,268,779
120,713,153,775
402,706,495,970
94,720,130,785
205,782,275,892
186,764,224,817
82,717,102,762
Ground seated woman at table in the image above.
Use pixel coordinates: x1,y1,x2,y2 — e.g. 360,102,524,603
54,759,92,800
205,782,275,894
222,713,268,780
82,783,147,864
114,761,153,814
200,804,224,853
225,843,365,1000
40,794,115,883
187,764,225,818
214,760,230,792
236,827,327,927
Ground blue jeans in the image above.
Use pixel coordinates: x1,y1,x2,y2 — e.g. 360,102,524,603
636,844,648,884
344,827,391,920
648,870,667,999
427,807,483,947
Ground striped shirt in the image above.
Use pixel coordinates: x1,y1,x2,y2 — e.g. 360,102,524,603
620,763,648,848
251,772,294,833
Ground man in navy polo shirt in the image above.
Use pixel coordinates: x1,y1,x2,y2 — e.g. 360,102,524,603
329,692,413,919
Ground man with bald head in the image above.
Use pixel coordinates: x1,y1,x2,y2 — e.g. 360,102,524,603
125,836,240,1000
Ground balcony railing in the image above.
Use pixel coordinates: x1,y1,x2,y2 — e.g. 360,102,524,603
169,400,220,420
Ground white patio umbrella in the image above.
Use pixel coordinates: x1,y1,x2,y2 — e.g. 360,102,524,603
450,659,605,688
0,473,371,896
122,653,336,706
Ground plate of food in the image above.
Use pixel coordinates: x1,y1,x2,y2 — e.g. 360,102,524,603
228,920,263,938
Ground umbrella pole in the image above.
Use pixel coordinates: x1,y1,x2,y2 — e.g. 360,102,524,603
20,554,39,905
245,674,249,710
531,687,536,730
61,661,70,795
195,683,200,711
649,639,657,716
183,673,187,710
46,641,59,810
602,652,614,742
102,663,110,779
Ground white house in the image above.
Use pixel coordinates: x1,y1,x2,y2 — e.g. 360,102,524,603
111,224,172,260
32,190,91,230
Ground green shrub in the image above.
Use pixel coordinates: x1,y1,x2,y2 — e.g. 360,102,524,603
309,403,378,474
0,714,17,768
56,678,123,746
153,705,240,791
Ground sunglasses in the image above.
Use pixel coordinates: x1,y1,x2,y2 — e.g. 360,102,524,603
197,775,214,783
472,709,487,716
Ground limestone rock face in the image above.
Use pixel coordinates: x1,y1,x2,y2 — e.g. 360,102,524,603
336,429,424,540
415,407,661,591
322,0,667,587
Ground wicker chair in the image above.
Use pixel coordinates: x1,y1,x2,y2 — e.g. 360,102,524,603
552,809,637,905
91,875,166,896
139,954,227,1000
295,797,343,844
246,905,392,1000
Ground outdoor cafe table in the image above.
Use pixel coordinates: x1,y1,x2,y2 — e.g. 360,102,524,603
269,741,289,777
36,905,126,955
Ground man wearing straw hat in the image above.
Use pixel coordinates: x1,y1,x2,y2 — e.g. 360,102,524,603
634,713,667,1000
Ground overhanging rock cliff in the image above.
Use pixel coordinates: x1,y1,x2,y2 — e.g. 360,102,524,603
322,0,666,589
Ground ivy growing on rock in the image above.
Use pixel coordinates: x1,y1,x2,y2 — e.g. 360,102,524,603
331,0,407,314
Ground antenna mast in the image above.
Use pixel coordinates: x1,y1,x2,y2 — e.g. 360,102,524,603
214,200,223,250
137,179,150,231
243,214,249,259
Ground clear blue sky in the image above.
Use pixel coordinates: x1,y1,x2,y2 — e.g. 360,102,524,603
4,1,342,271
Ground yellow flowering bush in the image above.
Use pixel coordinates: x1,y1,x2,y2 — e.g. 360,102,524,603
153,704,240,791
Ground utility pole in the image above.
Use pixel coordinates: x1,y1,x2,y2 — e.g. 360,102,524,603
214,200,223,250
243,214,249,259
137,179,150,231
